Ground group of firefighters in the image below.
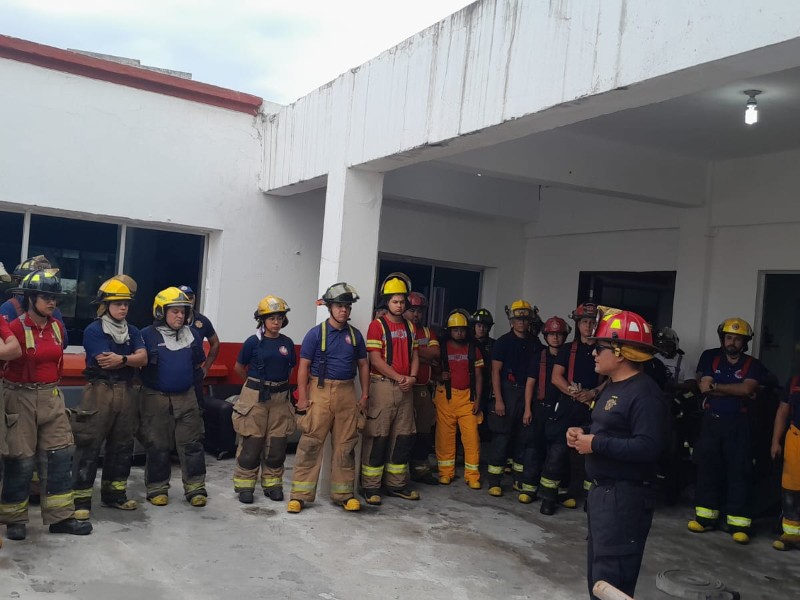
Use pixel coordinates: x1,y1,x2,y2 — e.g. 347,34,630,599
1,258,799,599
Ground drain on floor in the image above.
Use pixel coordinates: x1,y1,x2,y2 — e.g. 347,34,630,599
656,569,740,600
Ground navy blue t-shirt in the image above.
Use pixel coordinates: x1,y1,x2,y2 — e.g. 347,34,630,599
1,297,69,347
190,311,216,341
83,320,145,381
492,331,541,384
555,339,600,389
140,326,205,393
300,321,367,380
696,348,766,415
527,349,561,404
238,333,296,381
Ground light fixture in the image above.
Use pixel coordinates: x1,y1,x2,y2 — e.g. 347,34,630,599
743,89,761,125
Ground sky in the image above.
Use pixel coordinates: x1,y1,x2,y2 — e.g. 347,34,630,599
0,0,474,104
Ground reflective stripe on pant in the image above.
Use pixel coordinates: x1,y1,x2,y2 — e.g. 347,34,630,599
139,387,207,500
0,384,75,525
360,378,415,491
232,386,295,493
72,381,136,509
291,378,358,502
487,382,525,486
587,482,655,600
693,414,752,529
434,385,480,484
538,403,571,501
411,384,435,470
781,424,800,535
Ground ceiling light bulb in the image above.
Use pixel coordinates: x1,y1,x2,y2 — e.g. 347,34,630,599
743,90,761,126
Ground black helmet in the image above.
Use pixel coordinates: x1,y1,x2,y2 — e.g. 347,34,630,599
12,255,54,283
16,270,65,296
320,282,360,305
654,327,683,359
472,308,494,328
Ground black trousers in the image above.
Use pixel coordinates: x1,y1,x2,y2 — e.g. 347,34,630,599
519,402,553,490
487,382,525,486
587,481,655,599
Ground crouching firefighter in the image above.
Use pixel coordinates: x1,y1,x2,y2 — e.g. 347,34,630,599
361,273,421,505
434,309,483,489
139,287,207,507
232,296,296,504
72,275,146,519
1,270,92,540
288,283,369,513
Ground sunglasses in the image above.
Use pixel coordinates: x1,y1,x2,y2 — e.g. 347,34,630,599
594,345,616,355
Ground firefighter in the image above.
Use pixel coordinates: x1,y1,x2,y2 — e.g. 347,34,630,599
0,270,93,539
772,373,800,550
487,299,540,496
178,285,220,412
551,302,603,504
361,273,420,505
288,283,369,513
232,296,296,504
434,309,483,488
403,291,440,485
472,308,495,436
139,287,208,507
688,318,766,544
567,310,665,600
72,275,147,520
0,314,22,548
519,316,570,511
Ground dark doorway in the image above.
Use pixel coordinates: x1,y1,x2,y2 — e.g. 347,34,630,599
577,271,676,328
759,273,800,385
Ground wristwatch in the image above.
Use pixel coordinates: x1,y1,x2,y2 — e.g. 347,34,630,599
121,356,128,365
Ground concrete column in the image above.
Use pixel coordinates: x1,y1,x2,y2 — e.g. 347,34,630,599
672,206,715,377
313,165,384,499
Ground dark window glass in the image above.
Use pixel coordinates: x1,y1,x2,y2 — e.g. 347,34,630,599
123,228,204,328
28,215,120,346
577,271,676,328
0,211,25,291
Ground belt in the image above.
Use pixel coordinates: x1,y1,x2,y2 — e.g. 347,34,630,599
4,381,58,390
245,379,290,393
371,375,399,385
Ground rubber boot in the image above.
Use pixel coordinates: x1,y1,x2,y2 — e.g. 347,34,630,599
266,488,284,502
189,495,207,507
287,500,304,513
386,487,420,501
148,495,169,506
239,490,254,504
49,518,93,535
361,488,382,506
6,523,26,540
342,498,361,511
540,499,556,516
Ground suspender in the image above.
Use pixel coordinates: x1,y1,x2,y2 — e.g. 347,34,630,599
538,352,548,401
378,316,413,368
567,340,578,382
317,321,358,388
439,341,477,401
18,316,63,381
711,354,752,378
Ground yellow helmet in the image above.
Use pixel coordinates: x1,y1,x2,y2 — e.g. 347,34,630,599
153,287,193,321
446,309,470,329
505,299,533,320
94,275,137,317
717,318,753,341
255,295,290,328
380,272,412,296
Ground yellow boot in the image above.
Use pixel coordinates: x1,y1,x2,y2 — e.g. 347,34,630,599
687,520,714,533
148,495,169,506
488,486,503,497
467,480,481,490
342,498,361,512
287,500,304,514
438,476,452,485
189,495,207,507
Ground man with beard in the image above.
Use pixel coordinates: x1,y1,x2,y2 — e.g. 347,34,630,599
688,318,767,544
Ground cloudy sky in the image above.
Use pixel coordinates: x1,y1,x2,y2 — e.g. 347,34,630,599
1,0,473,104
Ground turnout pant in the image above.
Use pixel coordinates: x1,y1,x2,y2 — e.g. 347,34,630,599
360,377,416,492
587,481,655,600
410,384,435,476
518,402,554,494
72,381,136,510
487,382,525,487
232,384,295,493
0,383,75,525
434,385,480,484
291,378,359,503
693,414,752,531
538,398,577,501
139,387,207,500
780,424,800,537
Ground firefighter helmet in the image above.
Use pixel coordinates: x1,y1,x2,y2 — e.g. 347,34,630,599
18,270,65,296
446,309,471,329
543,316,571,336
12,255,55,283
571,302,599,321
319,282,359,305
472,308,494,328
505,299,533,320
655,327,682,359
255,295,290,328
591,310,657,362
153,287,193,321
94,276,136,303
381,272,411,296
407,291,428,308
717,318,753,341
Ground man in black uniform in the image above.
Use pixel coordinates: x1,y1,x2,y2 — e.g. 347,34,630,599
487,300,541,496
567,310,665,600
472,308,495,440
179,285,220,411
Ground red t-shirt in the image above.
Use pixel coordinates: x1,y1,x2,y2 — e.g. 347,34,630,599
415,326,439,386
4,315,63,384
366,317,418,377
0,317,12,342
445,340,484,390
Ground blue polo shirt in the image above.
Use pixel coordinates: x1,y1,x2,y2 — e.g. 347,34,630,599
238,332,296,381
300,321,366,380
190,311,216,341
697,348,767,415
140,326,205,393
0,297,69,347
83,320,145,382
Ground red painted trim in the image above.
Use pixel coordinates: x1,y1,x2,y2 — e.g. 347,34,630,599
0,35,263,115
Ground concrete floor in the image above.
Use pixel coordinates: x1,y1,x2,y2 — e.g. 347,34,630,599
0,456,798,600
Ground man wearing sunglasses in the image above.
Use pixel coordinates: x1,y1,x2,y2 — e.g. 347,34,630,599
567,309,665,600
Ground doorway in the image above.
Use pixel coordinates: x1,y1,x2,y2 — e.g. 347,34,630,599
759,272,800,385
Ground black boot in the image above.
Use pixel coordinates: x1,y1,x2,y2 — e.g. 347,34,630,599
266,488,284,502
49,518,93,536
6,523,26,540
540,499,556,516
239,490,254,504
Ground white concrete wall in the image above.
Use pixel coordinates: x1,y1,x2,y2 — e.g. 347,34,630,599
0,57,324,343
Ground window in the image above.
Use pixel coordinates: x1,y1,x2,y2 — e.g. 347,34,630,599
0,210,24,281
576,271,676,328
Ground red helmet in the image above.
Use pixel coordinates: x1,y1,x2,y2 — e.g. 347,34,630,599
570,302,598,321
407,292,428,308
543,316,571,335
591,310,657,353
